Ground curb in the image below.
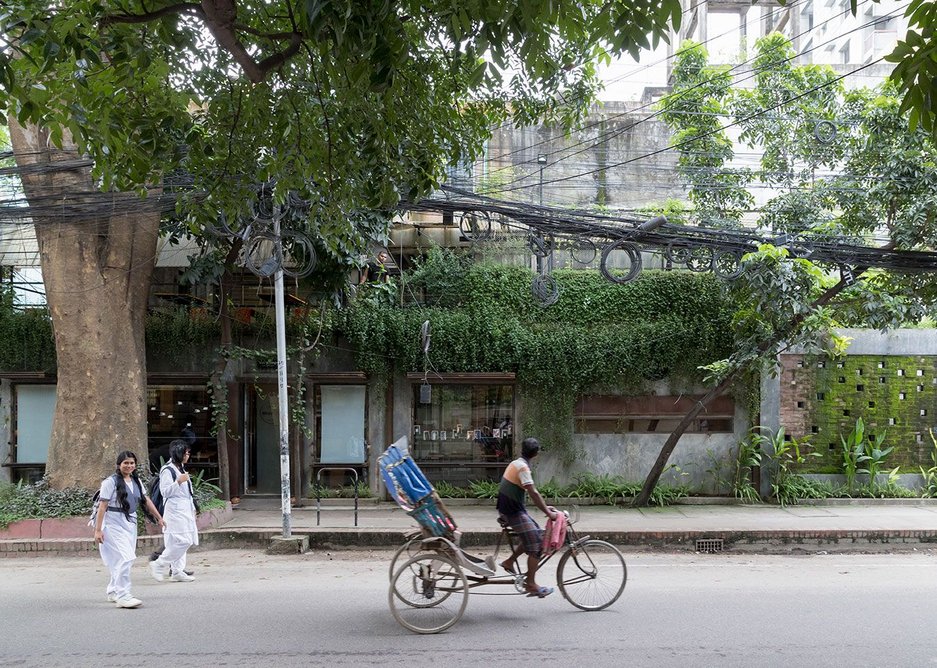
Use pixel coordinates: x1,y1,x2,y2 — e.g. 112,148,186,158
0,503,235,558
6,528,937,557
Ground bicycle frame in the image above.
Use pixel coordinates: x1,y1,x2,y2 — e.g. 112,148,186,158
457,518,592,592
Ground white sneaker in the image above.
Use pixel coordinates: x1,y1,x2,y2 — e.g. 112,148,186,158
170,571,195,582
106,593,118,603
149,560,166,582
115,596,142,609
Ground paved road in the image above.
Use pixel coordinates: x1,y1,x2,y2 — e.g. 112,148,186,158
3,548,937,667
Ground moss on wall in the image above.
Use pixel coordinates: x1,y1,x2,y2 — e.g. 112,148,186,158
785,355,935,472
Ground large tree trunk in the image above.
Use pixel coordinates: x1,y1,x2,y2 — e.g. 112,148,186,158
8,120,161,489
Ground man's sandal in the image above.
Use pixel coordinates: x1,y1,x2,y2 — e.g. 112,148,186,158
500,561,519,575
526,586,554,598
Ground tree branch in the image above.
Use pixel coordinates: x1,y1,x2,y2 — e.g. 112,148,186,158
100,3,203,25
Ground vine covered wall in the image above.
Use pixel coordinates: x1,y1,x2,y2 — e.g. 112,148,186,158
342,252,738,455
344,262,735,386
0,305,56,373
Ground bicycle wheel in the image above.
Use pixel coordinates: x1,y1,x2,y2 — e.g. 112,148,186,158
389,554,469,634
388,537,423,581
556,540,627,611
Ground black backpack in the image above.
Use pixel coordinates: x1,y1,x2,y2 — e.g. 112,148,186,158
148,465,200,516
149,465,177,516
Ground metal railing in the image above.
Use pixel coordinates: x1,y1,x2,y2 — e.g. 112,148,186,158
315,467,359,527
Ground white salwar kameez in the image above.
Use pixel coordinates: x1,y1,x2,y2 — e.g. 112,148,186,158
154,462,199,575
98,476,142,600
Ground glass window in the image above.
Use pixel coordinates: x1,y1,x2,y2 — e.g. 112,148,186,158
317,385,367,463
14,384,56,463
412,383,514,485
146,385,215,474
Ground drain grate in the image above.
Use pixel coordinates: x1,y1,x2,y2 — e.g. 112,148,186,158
695,538,724,553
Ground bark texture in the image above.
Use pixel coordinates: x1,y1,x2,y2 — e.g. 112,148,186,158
8,119,161,489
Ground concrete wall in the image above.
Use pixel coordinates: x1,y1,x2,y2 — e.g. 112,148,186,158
531,380,750,493
485,102,679,210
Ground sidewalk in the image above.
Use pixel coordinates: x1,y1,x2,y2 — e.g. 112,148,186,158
208,498,937,552
5,499,937,556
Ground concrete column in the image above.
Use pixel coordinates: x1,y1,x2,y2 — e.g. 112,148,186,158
760,361,782,499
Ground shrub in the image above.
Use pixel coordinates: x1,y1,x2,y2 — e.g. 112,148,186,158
468,480,499,499
0,478,92,529
435,482,469,498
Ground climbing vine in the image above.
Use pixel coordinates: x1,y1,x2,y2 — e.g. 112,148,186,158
0,291,55,372
340,247,737,459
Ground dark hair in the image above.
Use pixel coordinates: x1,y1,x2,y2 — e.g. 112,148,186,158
113,450,141,520
169,439,190,469
521,437,541,459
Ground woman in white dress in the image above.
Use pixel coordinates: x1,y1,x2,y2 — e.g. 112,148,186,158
150,440,199,583
93,450,165,608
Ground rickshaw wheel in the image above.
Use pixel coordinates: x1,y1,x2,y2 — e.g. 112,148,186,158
388,537,424,581
389,553,469,634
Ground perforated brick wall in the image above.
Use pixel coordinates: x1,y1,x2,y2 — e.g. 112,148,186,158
780,354,937,471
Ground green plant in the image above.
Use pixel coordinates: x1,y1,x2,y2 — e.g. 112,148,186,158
864,430,893,486
772,475,835,505
705,448,732,496
434,482,469,499
344,260,736,462
752,426,822,506
336,484,371,499
537,479,568,501
857,468,916,499
187,469,226,510
569,473,637,505
920,429,937,498
467,480,498,499
0,477,93,528
648,484,690,507
733,432,763,503
308,483,337,499
840,418,871,491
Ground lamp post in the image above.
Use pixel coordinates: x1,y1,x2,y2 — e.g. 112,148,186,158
537,154,547,208
537,154,547,274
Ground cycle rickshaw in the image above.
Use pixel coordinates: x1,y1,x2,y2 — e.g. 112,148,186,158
380,442,628,634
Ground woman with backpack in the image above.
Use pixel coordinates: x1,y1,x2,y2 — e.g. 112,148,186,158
93,450,165,609
149,439,199,583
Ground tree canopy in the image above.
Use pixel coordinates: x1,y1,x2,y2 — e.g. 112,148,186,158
1,0,681,233
886,0,937,140
660,35,937,375
634,34,937,505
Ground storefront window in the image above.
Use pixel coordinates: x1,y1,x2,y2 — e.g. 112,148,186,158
146,385,215,477
14,384,55,464
10,384,56,483
307,383,369,490
412,383,514,485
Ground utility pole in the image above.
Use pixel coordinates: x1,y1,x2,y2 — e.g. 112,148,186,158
273,214,292,539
